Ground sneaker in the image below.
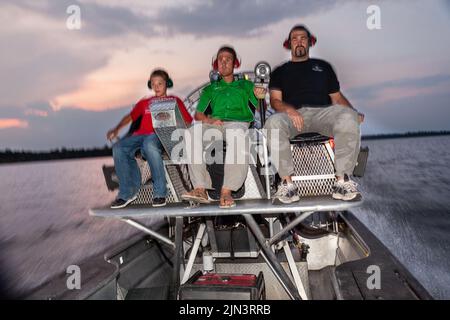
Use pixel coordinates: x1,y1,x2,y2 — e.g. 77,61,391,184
152,197,167,207
110,195,137,209
332,179,361,201
273,181,300,204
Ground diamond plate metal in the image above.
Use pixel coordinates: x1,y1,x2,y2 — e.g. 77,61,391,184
291,142,336,196
293,179,335,197
151,98,187,158
133,184,178,205
133,157,178,205
291,143,334,175
166,164,192,198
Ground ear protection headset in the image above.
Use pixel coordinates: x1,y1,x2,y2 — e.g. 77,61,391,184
212,46,241,71
283,24,317,49
147,69,173,89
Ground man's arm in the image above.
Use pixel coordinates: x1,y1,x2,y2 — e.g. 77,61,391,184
329,91,364,123
270,89,294,113
329,91,353,108
330,91,364,123
270,89,303,131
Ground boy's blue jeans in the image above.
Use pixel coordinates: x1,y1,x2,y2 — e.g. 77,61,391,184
112,134,167,200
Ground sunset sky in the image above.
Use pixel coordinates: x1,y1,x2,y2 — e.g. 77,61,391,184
1,0,450,150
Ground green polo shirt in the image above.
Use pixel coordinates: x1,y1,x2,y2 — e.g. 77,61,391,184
196,79,258,122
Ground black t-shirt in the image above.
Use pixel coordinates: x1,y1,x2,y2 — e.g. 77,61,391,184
269,58,340,108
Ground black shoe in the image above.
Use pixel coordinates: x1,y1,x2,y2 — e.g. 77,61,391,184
110,195,137,209
152,197,167,207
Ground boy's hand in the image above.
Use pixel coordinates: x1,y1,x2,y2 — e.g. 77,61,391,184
107,128,119,141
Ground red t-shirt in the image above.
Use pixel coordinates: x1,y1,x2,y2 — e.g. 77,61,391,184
130,95,193,136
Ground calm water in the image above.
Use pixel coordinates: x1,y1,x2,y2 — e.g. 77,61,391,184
0,157,164,297
1,136,449,299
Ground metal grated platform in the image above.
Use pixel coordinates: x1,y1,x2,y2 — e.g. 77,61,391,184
291,142,336,197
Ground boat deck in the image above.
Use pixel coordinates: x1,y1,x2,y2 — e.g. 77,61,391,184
89,196,362,218
89,196,363,300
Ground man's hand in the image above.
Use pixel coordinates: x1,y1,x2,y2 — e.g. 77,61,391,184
253,86,267,99
286,108,303,131
106,128,119,141
205,118,224,126
194,111,223,125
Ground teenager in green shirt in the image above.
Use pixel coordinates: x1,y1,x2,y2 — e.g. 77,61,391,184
182,46,266,208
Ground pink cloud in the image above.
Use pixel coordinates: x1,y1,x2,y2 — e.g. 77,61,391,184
0,118,29,129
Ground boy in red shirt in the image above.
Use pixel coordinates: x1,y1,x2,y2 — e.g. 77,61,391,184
107,69,193,208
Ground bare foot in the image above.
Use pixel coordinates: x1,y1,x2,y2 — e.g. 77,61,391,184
181,188,210,203
219,188,235,208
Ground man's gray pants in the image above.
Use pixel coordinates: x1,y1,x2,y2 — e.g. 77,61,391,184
185,121,250,191
264,105,361,178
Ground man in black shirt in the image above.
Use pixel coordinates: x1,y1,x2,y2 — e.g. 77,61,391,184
265,24,364,202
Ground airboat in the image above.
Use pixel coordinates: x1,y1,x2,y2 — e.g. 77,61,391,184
28,63,431,300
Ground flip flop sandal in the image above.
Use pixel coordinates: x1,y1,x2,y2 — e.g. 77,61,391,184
181,190,210,204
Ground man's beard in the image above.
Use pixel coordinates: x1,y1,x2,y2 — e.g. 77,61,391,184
294,45,307,58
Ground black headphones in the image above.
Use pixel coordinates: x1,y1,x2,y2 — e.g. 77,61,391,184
147,69,173,89
283,24,317,49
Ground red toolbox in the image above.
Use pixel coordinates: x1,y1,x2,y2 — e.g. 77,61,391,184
179,271,265,300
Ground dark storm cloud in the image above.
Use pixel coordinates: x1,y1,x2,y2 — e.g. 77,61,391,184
13,0,156,37
155,0,340,37
13,0,340,38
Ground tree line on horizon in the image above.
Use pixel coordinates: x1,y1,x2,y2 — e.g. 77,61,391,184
0,145,112,164
1,130,449,164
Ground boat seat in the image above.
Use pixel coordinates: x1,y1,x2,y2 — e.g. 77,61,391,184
290,132,331,144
